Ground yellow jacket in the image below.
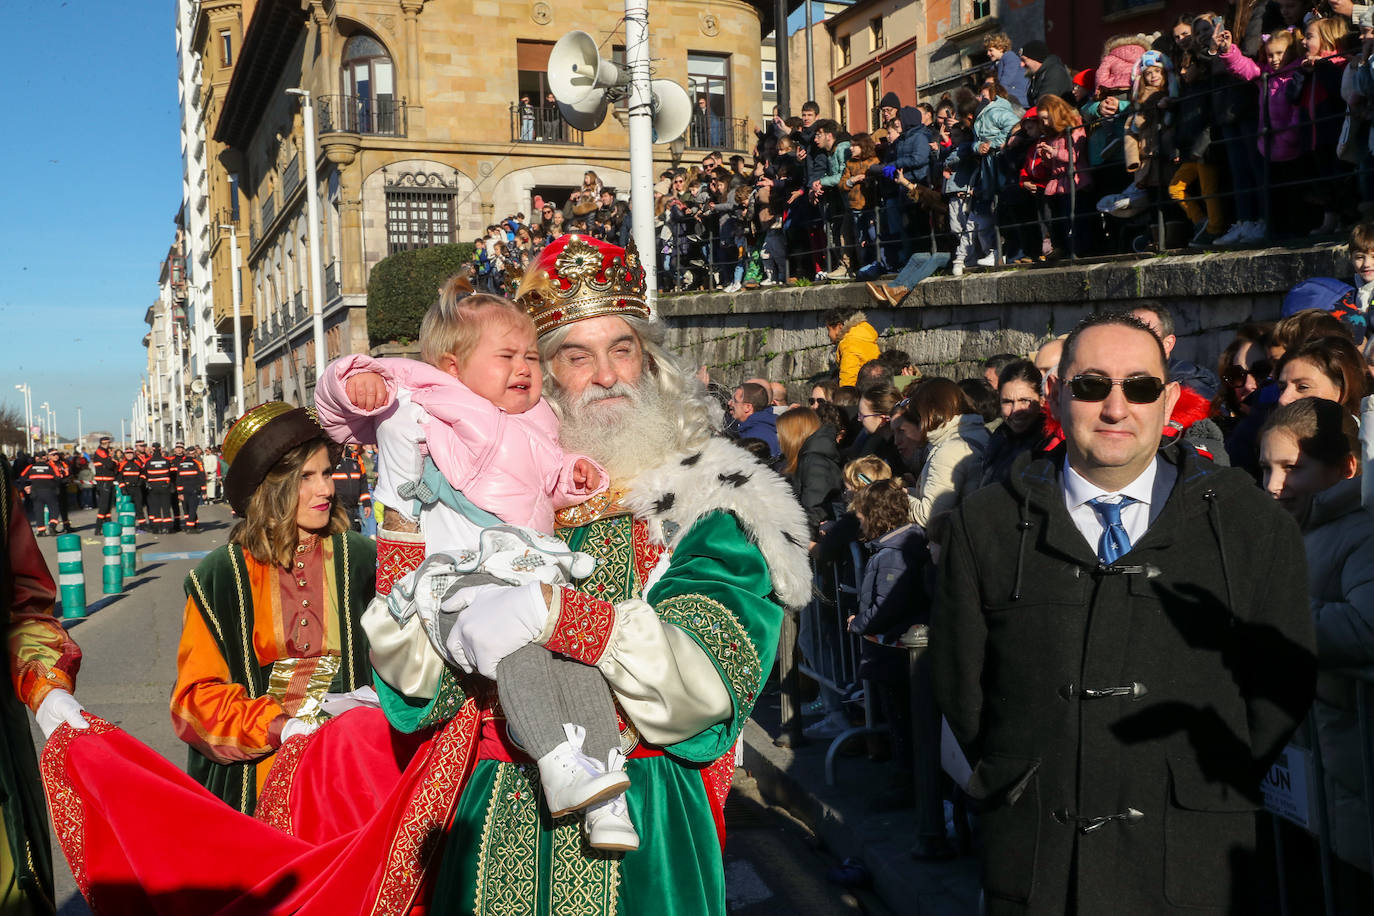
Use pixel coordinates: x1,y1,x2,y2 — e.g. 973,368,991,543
837,317,880,388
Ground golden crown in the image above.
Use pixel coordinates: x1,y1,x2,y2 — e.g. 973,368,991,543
518,235,650,336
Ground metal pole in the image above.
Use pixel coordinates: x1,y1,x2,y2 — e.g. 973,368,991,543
774,0,790,117
804,0,815,103
221,223,245,417
76,407,82,452
287,89,328,380
625,0,657,307
15,385,29,455
120,419,126,451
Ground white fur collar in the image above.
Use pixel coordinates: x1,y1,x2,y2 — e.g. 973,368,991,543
623,436,813,608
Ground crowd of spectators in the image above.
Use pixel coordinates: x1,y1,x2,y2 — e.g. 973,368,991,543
722,257,1374,895
485,1,1374,295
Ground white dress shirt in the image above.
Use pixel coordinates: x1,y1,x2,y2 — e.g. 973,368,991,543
1062,456,1172,558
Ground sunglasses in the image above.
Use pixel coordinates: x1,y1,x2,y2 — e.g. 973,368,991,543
1067,374,1166,403
1220,361,1272,388
808,397,826,405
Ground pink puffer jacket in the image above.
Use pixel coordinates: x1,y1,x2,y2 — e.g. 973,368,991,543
314,354,607,533
1217,45,1304,163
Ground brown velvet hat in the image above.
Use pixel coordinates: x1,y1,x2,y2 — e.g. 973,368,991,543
222,402,339,516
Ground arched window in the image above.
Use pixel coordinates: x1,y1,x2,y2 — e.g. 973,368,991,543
340,34,396,134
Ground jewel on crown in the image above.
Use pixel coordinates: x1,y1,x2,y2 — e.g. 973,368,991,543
519,235,650,335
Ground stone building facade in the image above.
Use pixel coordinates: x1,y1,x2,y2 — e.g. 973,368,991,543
210,0,772,408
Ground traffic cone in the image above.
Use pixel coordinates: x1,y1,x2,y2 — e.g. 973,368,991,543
101,523,123,594
55,533,85,619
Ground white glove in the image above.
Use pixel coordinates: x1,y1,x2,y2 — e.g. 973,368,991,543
319,686,381,718
36,688,88,739
446,582,551,680
280,717,319,744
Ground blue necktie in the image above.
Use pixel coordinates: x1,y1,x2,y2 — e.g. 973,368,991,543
1089,496,1135,564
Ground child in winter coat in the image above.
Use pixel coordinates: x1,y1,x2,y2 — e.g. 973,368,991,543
1220,30,1307,238
314,274,645,853
1299,16,1353,235
843,133,882,270
1034,95,1093,257
1098,51,1177,217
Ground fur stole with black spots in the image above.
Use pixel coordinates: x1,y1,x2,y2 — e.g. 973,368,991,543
623,436,813,609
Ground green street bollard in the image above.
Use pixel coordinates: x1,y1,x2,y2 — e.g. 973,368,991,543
119,509,137,577
101,523,123,595
55,533,85,619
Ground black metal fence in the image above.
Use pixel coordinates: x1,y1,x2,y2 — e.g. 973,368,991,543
509,103,583,145
317,94,407,137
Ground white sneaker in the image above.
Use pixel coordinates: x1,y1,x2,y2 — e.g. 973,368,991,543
802,710,850,739
1238,220,1266,243
723,282,741,293
584,748,639,850
585,792,639,850
1213,221,1246,245
761,277,780,287
951,261,965,277
975,251,997,267
537,724,631,817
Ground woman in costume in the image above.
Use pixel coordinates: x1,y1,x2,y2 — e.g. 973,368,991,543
170,401,376,813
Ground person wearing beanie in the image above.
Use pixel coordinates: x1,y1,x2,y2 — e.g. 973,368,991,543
1020,39,1073,105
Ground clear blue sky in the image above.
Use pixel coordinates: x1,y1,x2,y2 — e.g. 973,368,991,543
0,2,180,442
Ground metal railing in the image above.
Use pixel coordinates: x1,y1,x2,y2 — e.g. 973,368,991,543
317,94,407,137
282,154,300,201
260,192,276,231
324,260,341,301
687,115,750,151
509,103,583,145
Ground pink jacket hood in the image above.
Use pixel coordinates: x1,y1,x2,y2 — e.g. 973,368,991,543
314,354,606,532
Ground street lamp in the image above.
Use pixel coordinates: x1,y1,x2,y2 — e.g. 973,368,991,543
14,384,30,454
38,402,49,449
218,223,245,417
285,88,328,381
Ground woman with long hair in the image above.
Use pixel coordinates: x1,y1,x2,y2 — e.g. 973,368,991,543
980,359,1047,487
902,377,989,548
778,406,844,538
1034,94,1093,257
170,402,376,813
1276,335,1368,415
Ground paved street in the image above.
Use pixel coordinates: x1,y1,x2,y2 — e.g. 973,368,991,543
30,501,884,916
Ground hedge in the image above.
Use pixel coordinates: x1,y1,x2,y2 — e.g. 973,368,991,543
366,242,476,347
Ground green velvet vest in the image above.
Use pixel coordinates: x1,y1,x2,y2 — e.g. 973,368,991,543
182,530,375,814
0,456,57,914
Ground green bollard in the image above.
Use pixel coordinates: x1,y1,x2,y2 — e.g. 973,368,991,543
55,533,85,619
119,509,137,577
101,522,123,594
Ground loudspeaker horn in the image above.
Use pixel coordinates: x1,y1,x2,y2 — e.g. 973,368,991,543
649,79,692,143
549,30,625,106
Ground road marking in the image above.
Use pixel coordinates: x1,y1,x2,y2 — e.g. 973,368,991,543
141,550,214,562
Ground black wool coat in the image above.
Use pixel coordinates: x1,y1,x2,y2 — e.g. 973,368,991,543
932,443,1316,915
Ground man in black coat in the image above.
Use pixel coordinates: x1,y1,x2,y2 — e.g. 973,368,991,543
932,312,1316,915
1020,40,1074,105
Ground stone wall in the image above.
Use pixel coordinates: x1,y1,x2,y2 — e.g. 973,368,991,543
659,244,1349,398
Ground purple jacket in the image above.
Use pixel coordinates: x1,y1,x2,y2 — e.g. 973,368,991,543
1218,45,1304,162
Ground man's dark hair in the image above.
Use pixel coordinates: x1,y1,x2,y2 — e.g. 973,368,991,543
1058,312,1169,381
730,155,746,170
856,359,895,390
1132,301,1175,338
878,349,912,373
953,86,979,118
736,437,773,462
958,378,999,423
831,386,860,409
802,100,820,114
814,118,840,135
738,382,771,412
983,353,1021,374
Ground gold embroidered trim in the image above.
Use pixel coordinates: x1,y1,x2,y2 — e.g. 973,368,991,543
554,488,632,529
266,656,340,724
657,593,763,709
575,516,638,605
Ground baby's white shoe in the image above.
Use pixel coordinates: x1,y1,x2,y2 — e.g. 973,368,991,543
585,793,639,851
537,724,630,817
584,748,638,850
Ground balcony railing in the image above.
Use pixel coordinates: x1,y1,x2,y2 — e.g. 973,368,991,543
292,290,305,323
260,192,276,230
510,103,583,145
318,94,407,137
283,154,300,201
324,261,341,302
686,115,750,152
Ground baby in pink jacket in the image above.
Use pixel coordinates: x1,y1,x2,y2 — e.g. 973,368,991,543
315,286,640,851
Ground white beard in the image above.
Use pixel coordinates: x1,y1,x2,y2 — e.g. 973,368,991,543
556,378,682,483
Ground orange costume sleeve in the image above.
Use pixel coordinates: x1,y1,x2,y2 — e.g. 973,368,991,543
7,485,81,710
169,598,288,764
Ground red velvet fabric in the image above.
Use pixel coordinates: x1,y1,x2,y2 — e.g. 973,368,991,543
41,709,467,916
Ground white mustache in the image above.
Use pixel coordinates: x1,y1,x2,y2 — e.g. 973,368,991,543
576,382,638,406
